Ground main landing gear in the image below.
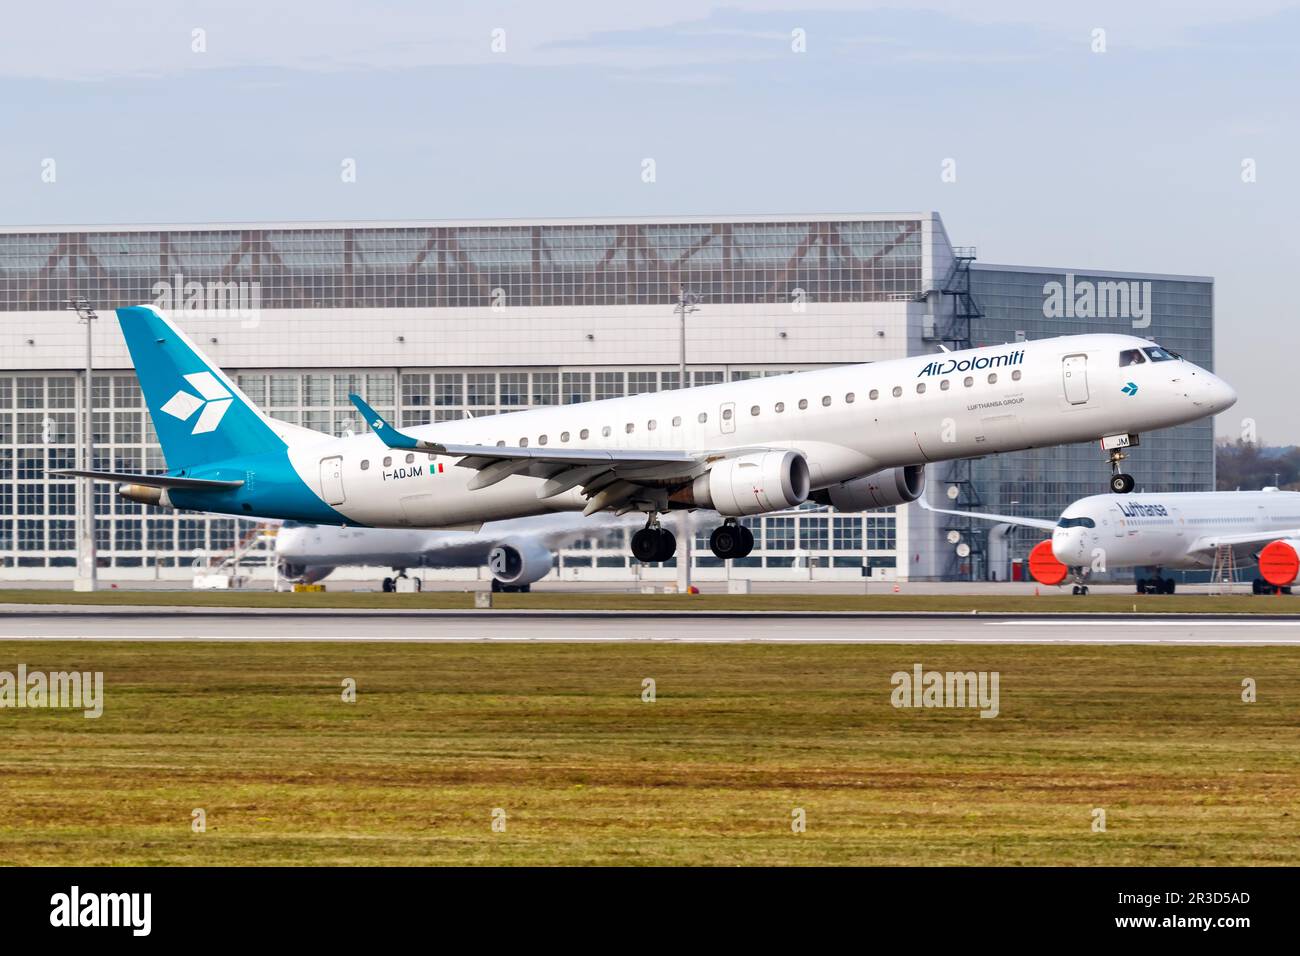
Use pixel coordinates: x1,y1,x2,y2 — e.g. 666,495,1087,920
1107,449,1135,494
709,520,754,560
631,514,677,563
381,571,422,593
1137,575,1176,595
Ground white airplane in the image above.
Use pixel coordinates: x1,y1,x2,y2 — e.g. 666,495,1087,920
275,512,639,592
921,489,1300,595
58,306,1236,564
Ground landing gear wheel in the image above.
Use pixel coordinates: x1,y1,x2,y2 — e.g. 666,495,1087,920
710,524,739,559
1072,584,1089,595
632,526,677,564
1109,473,1135,494
382,576,395,592
734,525,755,559
654,528,677,562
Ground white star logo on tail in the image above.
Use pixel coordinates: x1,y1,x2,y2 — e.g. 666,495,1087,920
161,372,233,434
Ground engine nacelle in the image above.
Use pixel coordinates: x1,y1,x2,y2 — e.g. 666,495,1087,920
677,451,810,517
810,465,925,512
277,562,335,584
1259,539,1300,587
487,540,555,587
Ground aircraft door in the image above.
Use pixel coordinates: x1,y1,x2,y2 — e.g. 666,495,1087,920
1062,354,1089,404
320,456,346,505
720,401,736,435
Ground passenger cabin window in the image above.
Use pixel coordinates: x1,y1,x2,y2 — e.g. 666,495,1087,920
750,405,760,416
519,438,528,447
1119,348,1146,367
891,386,902,397
698,412,708,423
869,390,879,400
580,429,589,439
496,440,506,447
383,456,392,467
561,431,570,442
672,416,681,427
722,408,733,421
940,380,950,391
963,376,974,387
648,420,657,431
775,402,785,412
625,423,634,433
821,395,832,406
916,383,926,394
1144,346,1178,362
602,426,611,437
845,392,855,403
539,435,548,445
405,453,414,464
798,399,808,410
1012,370,1022,381
360,460,370,470
987,373,997,384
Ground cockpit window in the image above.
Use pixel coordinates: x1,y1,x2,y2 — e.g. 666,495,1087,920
1143,346,1179,362
1056,516,1096,529
1119,349,1146,367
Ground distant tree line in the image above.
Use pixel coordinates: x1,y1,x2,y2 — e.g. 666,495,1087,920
1216,440,1300,491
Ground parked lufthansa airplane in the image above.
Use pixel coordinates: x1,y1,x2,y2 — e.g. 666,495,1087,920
922,489,1300,595
57,306,1236,563
276,512,640,591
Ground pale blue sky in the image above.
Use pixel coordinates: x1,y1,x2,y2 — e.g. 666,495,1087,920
2,1,1297,441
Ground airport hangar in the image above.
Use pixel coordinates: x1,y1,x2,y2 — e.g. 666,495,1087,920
0,213,1214,584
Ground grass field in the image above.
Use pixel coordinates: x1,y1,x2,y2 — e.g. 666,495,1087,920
1,641,1297,865
0,587,1297,614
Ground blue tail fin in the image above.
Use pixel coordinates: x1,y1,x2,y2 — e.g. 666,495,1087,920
117,305,288,470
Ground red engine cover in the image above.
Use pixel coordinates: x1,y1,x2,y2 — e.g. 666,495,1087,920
1258,540,1300,588
1028,539,1069,586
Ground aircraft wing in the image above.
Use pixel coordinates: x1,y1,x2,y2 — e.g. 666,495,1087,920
1187,528,1300,555
50,469,244,490
349,394,774,515
917,498,1058,531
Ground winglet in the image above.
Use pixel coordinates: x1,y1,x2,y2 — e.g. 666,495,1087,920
349,393,424,450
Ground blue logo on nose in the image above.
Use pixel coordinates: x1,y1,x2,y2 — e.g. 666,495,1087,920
1121,382,1138,396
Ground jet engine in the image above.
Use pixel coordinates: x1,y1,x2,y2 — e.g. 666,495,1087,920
277,561,335,585
1259,539,1300,588
810,465,925,512
675,451,810,516
487,540,555,589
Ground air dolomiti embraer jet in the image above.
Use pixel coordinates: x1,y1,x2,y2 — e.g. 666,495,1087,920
57,306,1236,563
923,489,1300,595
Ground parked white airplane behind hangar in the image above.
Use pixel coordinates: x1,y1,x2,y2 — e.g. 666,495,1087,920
276,511,640,592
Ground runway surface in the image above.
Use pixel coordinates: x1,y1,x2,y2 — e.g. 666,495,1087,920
2,605,1300,644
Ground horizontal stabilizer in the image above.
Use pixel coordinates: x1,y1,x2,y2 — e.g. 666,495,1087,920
50,469,244,490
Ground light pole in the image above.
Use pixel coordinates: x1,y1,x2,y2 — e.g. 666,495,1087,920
674,285,702,594
66,297,98,592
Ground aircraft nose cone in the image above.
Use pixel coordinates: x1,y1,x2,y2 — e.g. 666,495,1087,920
275,526,303,555
1204,373,1237,413
1051,529,1084,565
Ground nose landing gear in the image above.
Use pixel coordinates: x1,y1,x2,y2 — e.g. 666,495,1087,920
709,520,755,560
1069,567,1091,595
630,514,677,563
1102,436,1139,493
1107,450,1135,494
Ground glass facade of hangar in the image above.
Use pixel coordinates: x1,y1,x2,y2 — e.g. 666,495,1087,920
0,219,923,312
